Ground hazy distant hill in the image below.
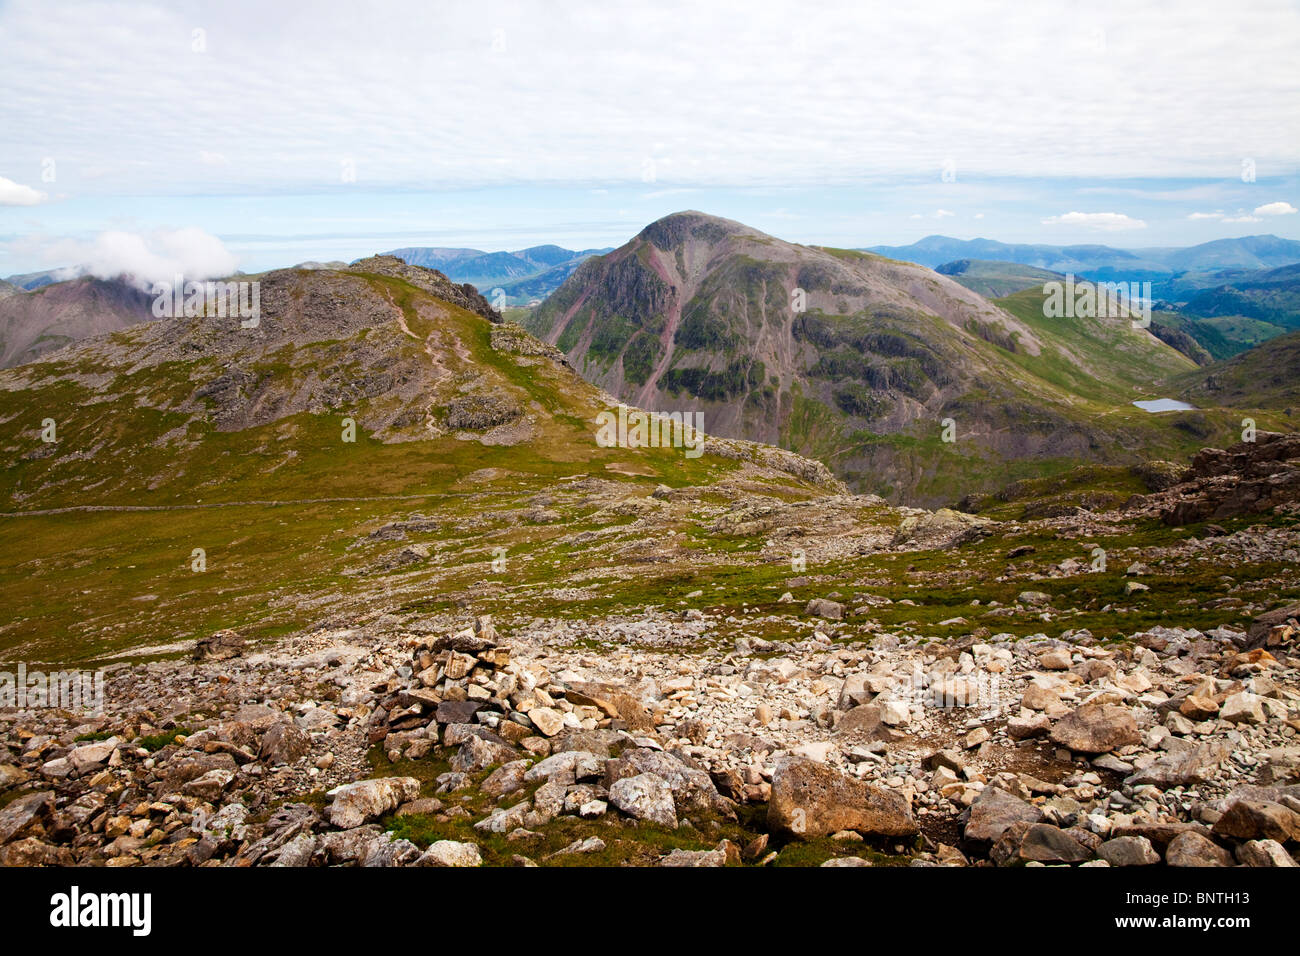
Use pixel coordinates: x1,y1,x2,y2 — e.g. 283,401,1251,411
384,243,612,304
1176,263,1300,329
869,234,1300,276
4,269,65,290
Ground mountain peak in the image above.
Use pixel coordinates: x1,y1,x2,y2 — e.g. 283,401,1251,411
636,210,758,250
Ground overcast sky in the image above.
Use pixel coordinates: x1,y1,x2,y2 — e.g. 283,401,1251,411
1,0,1298,277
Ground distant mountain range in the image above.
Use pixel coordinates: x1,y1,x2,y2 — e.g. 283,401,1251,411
869,234,1300,277
932,252,1300,361
5,268,68,291
6,222,1299,502
382,243,612,305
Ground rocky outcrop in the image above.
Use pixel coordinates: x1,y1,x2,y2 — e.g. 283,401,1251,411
1158,432,1300,525
347,256,501,324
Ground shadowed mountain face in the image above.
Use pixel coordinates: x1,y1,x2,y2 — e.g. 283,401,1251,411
524,211,1224,505
0,276,154,369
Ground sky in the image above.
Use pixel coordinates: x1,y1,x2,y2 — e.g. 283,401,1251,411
1,0,1298,280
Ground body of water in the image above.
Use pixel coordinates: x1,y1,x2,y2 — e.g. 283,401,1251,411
1133,398,1196,413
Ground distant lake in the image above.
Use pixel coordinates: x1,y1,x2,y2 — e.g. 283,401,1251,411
1133,398,1196,413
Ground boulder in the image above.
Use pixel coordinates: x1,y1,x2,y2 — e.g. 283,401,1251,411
360,834,422,867
805,598,844,621
603,748,724,814
1179,693,1220,721
1021,683,1062,711
1246,600,1300,649
317,826,388,865
194,629,244,661
658,842,735,867
1236,840,1298,867
527,707,566,737
0,837,75,866
964,786,1042,843
1220,692,1266,725
1015,824,1093,864
0,791,53,845
893,509,993,549
1211,799,1300,843
1037,649,1072,670
183,768,235,800
1165,831,1234,867
260,721,311,765
434,700,484,725
768,757,916,840
1097,835,1161,866
450,735,517,773
1007,713,1051,739
327,777,421,829
68,738,119,775
524,750,606,784
480,760,530,798
609,772,677,828
415,840,483,867
1049,702,1140,754
1125,740,1229,789
835,703,893,740
0,765,28,792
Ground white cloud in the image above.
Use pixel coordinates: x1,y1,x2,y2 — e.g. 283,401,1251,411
0,0,1297,192
1190,203,1294,224
1041,211,1147,231
0,175,47,205
935,209,955,218
16,228,241,288
1255,201,1298,216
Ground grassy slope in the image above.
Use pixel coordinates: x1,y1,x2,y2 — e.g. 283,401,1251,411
0,269,829,665
938,259,1063,298
1173,329,1300,412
